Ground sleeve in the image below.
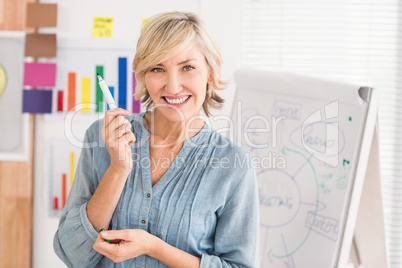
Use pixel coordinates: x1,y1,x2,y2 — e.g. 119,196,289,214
200,167,260,268
53,127,104,268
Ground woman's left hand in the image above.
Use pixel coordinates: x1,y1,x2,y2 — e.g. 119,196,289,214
93,229,157,263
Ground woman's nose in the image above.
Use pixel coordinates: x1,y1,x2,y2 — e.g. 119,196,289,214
165,72,182,94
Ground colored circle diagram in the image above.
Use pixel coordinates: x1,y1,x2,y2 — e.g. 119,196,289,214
0,64,7,100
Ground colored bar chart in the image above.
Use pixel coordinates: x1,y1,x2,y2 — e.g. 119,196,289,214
53,43,140,115
47,137,79,216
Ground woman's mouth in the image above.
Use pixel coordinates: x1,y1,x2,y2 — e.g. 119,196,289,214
162,95,191,108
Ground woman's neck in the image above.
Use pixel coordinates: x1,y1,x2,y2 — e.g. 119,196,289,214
143,109,205,146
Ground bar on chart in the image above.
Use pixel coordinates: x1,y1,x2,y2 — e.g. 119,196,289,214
53,197,58,210
68,72,76,111
82,78,91,112
57,90,63,112
96,66,104,112
70,152,75,189
62,173,67,209
107,86,115,110
118,57,127,109
132,71,140,113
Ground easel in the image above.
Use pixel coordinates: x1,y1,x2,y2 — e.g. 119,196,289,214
348,126,387,268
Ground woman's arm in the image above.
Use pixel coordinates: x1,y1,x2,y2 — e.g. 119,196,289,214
199,167,260,268
93,229,201,267
87,108,135,231
53,109,135,267
86,166,129,232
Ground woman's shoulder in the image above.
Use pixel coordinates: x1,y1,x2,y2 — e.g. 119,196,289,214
204,129,254,177
208,128,250,160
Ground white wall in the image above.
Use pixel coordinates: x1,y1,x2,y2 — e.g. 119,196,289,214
33,1,242,267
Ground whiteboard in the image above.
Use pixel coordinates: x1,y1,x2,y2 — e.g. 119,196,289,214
0,31,29,161
232,69,379,268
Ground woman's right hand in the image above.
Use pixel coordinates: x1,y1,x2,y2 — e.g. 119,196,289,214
102,108,136,176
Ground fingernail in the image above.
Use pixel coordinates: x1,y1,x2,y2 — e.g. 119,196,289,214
102,232,108,236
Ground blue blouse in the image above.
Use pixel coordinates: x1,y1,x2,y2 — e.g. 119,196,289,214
54,112,260,267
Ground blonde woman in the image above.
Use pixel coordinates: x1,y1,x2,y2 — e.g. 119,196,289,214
54,11,260,267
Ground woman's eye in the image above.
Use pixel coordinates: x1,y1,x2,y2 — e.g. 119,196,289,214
183,65,194,71
150,67,164,73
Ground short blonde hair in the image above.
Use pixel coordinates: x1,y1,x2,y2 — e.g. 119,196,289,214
132,11,227,116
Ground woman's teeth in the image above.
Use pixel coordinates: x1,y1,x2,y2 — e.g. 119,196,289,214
164,96,190,104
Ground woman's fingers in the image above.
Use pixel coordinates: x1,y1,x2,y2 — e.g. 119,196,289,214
100,229,138,242
104,116,132,141
108,116,130,132
104,108,130,129
122,131,136,147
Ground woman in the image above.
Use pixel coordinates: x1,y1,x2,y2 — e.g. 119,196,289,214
54,11,260,267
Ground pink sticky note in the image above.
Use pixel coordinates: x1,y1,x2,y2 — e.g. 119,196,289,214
24,62,56,87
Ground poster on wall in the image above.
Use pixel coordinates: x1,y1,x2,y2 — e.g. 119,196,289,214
0,31,29,161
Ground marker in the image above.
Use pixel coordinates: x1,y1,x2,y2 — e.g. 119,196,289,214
97,73,117,109
98,228,110,242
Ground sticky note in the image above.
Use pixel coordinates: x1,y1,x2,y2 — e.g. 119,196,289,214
26,3,57,27
142,17,149,28
22,89,53,113
24,62,56,87
25,33,57,57
92,17,113,38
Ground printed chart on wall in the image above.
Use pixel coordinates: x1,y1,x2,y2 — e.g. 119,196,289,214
50,38,140,116
232,69,378,268
44,137,81,217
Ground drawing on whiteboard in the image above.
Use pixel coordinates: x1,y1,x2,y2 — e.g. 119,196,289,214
272,100,302,121
260,146,320,266
239,101,354,267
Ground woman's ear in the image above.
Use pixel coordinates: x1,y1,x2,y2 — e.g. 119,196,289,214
207,72,213,84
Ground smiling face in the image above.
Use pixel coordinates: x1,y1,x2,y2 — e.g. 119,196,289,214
144,43,212,122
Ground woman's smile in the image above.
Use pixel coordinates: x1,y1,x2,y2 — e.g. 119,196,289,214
162,95,192,108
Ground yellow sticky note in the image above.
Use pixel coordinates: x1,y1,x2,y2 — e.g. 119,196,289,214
93,17,113,38
142,17,149,28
